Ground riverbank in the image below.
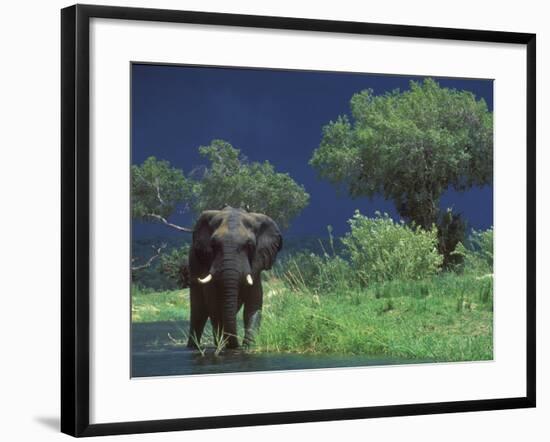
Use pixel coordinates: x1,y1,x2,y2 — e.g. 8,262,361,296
132,273,492,362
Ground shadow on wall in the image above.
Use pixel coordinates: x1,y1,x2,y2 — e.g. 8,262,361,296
33,416,59,432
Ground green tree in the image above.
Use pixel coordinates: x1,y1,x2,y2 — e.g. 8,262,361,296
131,140,309,231
310,79,493,262
193,140,309,229
131,156,195,232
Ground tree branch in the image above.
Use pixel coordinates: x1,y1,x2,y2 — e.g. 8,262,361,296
131,244,167,272
154,178,165,206
147,213,193,232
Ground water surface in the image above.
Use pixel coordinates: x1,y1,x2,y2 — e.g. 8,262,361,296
132,320,425,377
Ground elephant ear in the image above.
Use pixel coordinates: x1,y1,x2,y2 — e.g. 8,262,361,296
192,210,218,266
252,214,282,273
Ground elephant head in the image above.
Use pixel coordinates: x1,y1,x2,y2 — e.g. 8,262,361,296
190,206,282,347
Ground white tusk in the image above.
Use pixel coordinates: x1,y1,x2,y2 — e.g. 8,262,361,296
197,274,212,284
246,274,253,286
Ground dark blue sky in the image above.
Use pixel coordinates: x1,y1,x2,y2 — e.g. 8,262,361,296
132,63,493,239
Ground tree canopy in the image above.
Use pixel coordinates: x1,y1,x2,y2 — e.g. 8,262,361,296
131,140,309,231
131,157,195,232
310,78,493,230
193,140,309,228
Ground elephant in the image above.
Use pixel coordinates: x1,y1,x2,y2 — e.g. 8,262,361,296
187,206,282,349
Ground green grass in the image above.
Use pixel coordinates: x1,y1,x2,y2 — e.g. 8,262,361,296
132,288,188,323
131,272,493,362
256,274,492,361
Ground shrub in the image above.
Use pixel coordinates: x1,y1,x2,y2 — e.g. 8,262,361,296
159,245,190,288
341,211,442,284
453,228,493,275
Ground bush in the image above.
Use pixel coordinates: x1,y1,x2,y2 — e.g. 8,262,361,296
159,245,190,288
341,211,442,284
453,228,493,275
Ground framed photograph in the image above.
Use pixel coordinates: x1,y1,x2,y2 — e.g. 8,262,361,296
61,4,536,437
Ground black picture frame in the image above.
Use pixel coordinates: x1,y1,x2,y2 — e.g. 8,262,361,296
61,4,536,437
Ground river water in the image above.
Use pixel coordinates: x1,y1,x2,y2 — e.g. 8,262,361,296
132,320,423,377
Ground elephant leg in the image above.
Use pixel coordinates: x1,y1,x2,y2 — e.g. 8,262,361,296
210,316,222,347
187,285,208,348
243,283,263,347
243,308,261,347
207,294,223,348
210,298,244,349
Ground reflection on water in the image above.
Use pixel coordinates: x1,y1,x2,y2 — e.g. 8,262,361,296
132,320,426,377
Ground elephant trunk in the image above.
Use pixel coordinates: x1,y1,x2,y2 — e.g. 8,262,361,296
221,268,240,349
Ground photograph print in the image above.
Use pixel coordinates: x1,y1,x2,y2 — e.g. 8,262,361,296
130,63,493,377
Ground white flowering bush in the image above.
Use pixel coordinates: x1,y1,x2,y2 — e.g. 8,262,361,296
342,211,443,284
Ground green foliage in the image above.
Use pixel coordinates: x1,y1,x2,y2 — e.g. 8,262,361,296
159,245,190,288
131,157,194,221
193,140,310,228
454,228,493,275
341,211,443,284
132,141,309,230
310,78,493,230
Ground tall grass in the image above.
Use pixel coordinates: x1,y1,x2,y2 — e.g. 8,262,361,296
255,274,492,361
